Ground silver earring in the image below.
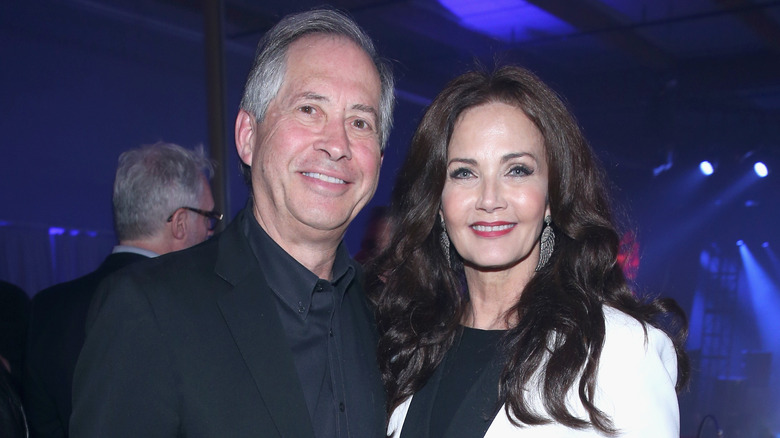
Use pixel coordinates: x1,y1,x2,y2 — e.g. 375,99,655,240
439,215,451,267
535,215,554,271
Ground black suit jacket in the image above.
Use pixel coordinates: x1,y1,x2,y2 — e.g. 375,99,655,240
70,210,386,437
24,251,148,438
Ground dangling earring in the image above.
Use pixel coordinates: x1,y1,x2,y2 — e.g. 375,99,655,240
439,215,451,267
535,215,554,271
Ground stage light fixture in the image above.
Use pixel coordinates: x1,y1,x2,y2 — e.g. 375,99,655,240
737,240,745,247
699,161,714,176
753,162,768,177
762,242,770,248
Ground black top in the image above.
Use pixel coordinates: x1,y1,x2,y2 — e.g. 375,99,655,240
430,327,504,437
243,212,362,438
402,326,505,438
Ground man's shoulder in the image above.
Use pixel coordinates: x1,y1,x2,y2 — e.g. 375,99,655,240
123,235,220,282
31,253,145,308
32,266,107,310
87,229,252,333
106,229,242,301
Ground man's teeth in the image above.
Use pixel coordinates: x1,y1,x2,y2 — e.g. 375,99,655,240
472,224,513,232
303,172,346,184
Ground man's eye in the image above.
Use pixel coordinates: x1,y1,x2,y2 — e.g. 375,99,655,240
353,119,369,130
299,105,316,114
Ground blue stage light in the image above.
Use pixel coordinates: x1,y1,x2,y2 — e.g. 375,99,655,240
763,242,770,248
737,240,745,246
699,161,714,176
754,162,768,177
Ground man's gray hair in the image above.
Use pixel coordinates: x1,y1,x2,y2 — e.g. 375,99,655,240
239,8,395,184
113,142,214,241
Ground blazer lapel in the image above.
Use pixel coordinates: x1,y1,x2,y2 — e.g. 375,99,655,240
399,359,446,438
214,215,315,438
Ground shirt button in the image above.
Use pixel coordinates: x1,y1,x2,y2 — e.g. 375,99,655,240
329,329,334,337
339,402,345,412
315,284,324,292
297,301,305,313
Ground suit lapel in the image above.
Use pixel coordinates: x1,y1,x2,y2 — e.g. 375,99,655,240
214,214,315,438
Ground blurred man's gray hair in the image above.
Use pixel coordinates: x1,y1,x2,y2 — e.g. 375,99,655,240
113,142,213,241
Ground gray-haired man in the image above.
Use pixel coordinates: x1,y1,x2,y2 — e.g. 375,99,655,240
25,142,217,438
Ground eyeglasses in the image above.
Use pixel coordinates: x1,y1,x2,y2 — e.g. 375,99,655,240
167,207,223,231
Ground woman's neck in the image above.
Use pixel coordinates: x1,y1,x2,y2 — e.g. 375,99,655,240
462,263,533,330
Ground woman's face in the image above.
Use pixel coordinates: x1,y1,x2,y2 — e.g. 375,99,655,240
441,102,550,272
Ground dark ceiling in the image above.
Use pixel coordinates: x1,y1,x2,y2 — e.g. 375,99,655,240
54,0,780,165
3,0,778,247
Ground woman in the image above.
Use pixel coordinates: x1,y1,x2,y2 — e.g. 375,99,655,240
369,66,689,437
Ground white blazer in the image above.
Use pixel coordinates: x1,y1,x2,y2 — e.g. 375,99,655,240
388,306,680,438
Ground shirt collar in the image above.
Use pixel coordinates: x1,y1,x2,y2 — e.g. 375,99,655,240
241,206,355,318
112,245,159,258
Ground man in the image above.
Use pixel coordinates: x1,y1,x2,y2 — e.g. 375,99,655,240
71,9,394,438
25,142,217,438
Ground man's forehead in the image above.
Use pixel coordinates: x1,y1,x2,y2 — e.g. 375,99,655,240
285,35,379,84
277,36,381,109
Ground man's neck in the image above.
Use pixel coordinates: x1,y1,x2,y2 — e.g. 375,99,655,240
252,211,343,280
270,235,340,280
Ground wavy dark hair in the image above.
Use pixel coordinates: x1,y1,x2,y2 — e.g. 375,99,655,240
368,66,689,434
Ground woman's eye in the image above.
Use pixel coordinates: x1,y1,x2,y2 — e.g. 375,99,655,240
450,168,473,179
508,165,532,176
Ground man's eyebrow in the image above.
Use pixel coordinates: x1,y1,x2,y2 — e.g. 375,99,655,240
351,103,378,119
297,92,377,119
299,92,328,102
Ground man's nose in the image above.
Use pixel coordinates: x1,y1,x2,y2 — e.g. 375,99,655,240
315,120,352,161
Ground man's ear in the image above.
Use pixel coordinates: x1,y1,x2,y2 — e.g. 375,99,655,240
169,208,188,241
235,109,256,167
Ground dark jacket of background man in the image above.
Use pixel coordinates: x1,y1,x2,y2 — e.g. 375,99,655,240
24,142,216,438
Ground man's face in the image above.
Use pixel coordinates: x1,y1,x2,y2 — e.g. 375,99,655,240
236,34,383,247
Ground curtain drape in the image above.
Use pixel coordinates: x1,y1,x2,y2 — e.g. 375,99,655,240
0,221,116,297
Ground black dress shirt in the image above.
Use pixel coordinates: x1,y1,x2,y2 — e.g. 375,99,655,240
243,212,366,438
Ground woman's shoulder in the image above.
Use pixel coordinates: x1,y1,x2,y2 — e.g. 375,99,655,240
600,305,677,378
602,305,643,329
602,305,671,340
